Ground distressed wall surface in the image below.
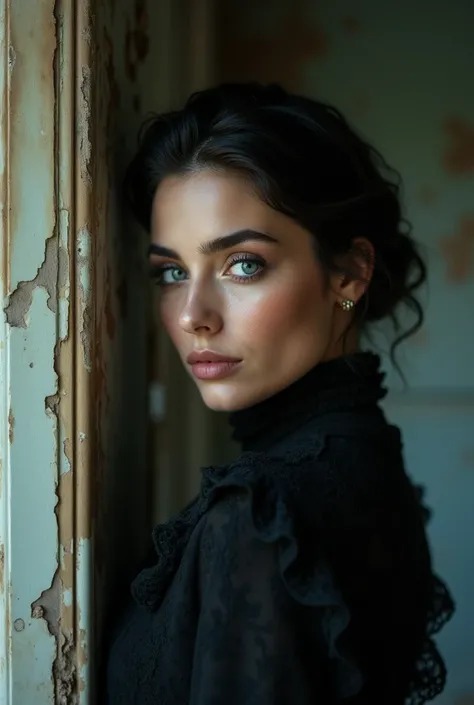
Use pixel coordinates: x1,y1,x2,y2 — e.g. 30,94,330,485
216,0,474,702
0,1,92,702
0,0,153,702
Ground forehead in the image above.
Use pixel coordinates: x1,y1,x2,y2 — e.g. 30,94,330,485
151,170,280,244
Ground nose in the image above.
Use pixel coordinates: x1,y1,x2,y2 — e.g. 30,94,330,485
178,287,223,336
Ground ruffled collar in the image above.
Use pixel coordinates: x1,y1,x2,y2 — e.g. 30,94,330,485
229,352,386,451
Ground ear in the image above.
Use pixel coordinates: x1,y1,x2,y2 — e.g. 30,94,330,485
332,237,375,307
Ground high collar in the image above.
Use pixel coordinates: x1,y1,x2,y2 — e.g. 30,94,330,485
228,352,386,451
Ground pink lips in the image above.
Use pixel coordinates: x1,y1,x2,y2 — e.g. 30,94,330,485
186,350,242,381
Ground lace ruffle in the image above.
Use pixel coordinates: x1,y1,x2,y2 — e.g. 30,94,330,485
133,449,364,699
131,454,454,704
405,490,455,704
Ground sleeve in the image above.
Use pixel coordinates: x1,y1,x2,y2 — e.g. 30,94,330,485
189,490,356,705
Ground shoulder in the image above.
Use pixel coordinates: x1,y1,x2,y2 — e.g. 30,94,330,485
203,418,404,534
197,450,365,698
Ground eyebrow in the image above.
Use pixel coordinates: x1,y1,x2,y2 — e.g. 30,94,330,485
147,229,279,260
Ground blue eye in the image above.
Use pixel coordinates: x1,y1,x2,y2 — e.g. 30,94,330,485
230,261,261,277
228,256,265,281
152,266,188,286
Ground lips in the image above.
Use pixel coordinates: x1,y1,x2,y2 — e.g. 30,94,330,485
186,351,243,381
186,350,241,365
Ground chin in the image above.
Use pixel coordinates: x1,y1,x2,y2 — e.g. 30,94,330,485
198,383,256,413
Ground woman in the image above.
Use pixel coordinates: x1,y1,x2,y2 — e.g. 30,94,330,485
107,83,454,704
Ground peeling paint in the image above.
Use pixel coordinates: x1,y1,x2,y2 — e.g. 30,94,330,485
3,235,64,327
79,66,92,186
58,209,71,342
77,227,92,372
0,544,4,593
63,438,73,472
8,44,16,72
8,408,14,445
45,393,60,417
31,571,77,704
13,619,25,632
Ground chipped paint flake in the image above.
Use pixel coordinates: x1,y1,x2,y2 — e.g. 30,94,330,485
77,227,92,372
78,67,92,186
4,236,60,328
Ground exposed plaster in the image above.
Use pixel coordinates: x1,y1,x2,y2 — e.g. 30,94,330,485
3,236,68,328
31,571,77,705
78,66,92,186
77,227,93,372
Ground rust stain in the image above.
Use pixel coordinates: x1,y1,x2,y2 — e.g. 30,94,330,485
8,408,14,444
340,15,361,34
4,236,60,327
440,216,474,283
217,0,328,89
417,186,438,206
443,117,474,175
124,0,150,83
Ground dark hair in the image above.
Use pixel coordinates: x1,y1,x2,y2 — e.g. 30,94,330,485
125,82,426,357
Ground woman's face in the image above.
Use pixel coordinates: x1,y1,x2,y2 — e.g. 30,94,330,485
150,170,357,412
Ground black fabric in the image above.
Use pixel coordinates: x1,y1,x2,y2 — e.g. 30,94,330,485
107,352,454,705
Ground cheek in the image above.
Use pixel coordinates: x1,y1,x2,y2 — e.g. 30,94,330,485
159,295,182,343
240,276,328,345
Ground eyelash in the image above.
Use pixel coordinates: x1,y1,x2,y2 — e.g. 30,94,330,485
150,253,267,287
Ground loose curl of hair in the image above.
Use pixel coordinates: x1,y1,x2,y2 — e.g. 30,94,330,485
125,82,427,361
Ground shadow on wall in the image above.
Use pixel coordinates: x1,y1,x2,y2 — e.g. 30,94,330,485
216,0,474,302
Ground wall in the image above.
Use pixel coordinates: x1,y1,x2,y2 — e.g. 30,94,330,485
0,2,93,702
216,0,474,702
0,0,165,701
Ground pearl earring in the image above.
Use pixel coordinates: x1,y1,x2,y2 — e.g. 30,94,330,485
341,299,355,312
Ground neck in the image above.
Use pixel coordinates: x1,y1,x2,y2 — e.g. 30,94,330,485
229,352,386,452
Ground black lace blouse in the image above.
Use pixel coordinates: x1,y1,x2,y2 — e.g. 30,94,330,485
107,353,454,705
